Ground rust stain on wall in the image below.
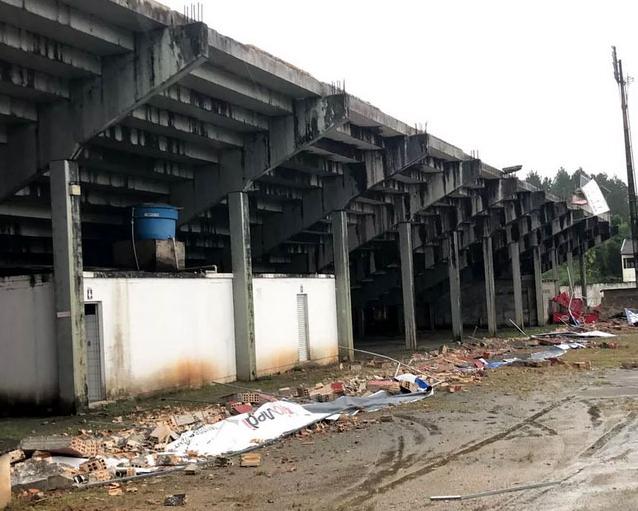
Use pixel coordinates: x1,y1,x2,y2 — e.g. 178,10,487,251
107,358,229,399
256,346,301,377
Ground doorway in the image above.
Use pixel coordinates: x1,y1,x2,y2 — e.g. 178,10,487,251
296,294,310,362
85,303,106,403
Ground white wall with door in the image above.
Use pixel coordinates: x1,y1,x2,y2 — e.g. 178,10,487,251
0,273,339,406
84,274,237,400
252,275,339,377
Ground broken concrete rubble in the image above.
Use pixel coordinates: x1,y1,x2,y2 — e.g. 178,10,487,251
20,436,97,458
8,326,609,497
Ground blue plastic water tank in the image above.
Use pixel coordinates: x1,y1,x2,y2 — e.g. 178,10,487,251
132,204,179,240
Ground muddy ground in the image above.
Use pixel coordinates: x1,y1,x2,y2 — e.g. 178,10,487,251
6,332,638,510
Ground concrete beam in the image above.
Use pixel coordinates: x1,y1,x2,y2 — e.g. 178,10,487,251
50,160,86,412
399,222,417,349
94,125,219,164
78,146,194,180
62,0,177,31
316,157,481,270
0,59,69,100
207,25,327,98
360,203,604,323
173,94,349,224
333,210,354,361
229,191,256,380
151,84,269,132
404,159,483,221
256,134,428,258
0,0,134,54
184,63,293,115
1,22,209,202
126,105,244,148
0,22,101,77
0,94,36,122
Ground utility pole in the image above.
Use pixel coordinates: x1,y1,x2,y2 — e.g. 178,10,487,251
612,46,638,287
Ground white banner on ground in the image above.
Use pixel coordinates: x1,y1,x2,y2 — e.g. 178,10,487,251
581,179,610,216
165,401,331,457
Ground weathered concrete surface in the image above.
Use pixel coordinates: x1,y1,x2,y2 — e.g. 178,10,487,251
229,191,256,381
50,160,86,412
1,22,209,202
332,210,353,361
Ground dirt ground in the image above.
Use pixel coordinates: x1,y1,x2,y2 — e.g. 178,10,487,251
7,331,638,511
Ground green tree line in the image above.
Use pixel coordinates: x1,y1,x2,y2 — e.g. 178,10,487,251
525,168,629,284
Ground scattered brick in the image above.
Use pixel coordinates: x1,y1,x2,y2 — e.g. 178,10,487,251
79,457,107,474
240,452,261,467
20,436,98,458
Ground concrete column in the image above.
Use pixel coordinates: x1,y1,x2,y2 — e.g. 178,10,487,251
579,241,588,306
550,247,561,297
356,307,366,339
482,236,497,336
229,191,256,380
50,160,86,412
332,210,354,361
566,244,574,287
532,246,546,326
428,302,436,331
509,242,524,328
447,231,463,341
399,222,417,350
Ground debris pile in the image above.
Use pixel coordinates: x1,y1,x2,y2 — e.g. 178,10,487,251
552,291,599,324
8,327,615,495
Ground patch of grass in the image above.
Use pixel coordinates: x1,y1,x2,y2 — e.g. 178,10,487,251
563,332,638,368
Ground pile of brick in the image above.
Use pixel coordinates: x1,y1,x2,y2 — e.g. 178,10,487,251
9,332,606,496
596,317,637,333
9,400,254,491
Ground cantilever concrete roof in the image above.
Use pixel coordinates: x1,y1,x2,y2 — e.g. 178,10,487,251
0,0,609,283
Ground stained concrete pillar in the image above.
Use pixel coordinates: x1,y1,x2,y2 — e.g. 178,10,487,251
332,210,354,361
482,236,497,336
229,191,256,380
550,247,561,297
509,242,524,328
356,307,366,339
447,231,463,341
579,240,588,306
399,222,417,350
566,241,574,286
532,246,546,326
50,160,86,412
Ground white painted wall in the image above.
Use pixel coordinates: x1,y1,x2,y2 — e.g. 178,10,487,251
0,273,339,404
253,276,339,377
561,282,636,307
84,274,237,399
0,275,58,407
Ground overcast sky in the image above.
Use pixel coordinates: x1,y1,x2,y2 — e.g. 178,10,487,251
164,0,638,182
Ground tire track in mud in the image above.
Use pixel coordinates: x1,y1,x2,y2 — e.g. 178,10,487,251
332,395,575,509
328,416,433,511
580,411,638,458
455,404,638,510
